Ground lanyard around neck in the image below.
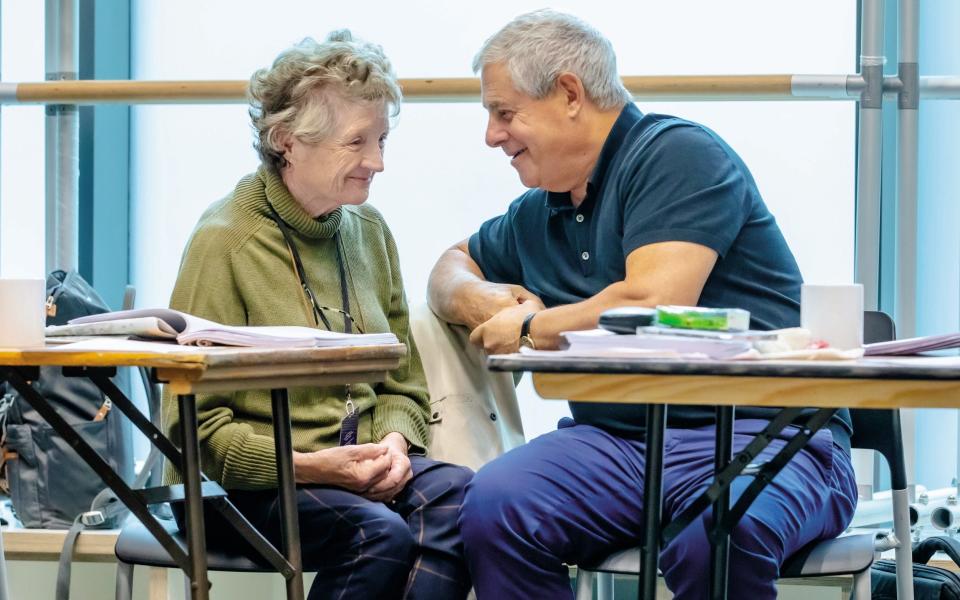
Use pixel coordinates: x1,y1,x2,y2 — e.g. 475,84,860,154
266,202,352,333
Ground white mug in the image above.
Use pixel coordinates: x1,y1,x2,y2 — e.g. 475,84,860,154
801,283,864,350
0,278,46,348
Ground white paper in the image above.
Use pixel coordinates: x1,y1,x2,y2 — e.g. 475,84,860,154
48,307,398,348
561,328,751,360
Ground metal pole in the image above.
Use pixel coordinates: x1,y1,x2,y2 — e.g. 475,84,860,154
856,0,886,311
919,76,960,99
896,0,920,338
639,403,666,600
44,0,79,272
270,388,305,600
791,74,862,99
896,0,921,592
0,18,11,600
178,394,211,600
709,406,735,600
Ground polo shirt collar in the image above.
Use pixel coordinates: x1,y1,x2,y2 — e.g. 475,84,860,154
544,103,643,211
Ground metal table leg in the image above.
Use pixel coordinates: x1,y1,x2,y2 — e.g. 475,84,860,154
640,403,667,600
271,389,304,600
710,406,735,600
178,394,210,600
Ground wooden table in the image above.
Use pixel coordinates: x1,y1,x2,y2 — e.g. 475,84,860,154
0,341,405,600
488,353,960,600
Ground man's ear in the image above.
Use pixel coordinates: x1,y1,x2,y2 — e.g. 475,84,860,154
555,72,586,117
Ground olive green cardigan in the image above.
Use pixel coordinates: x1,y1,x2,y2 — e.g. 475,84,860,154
164,167,430,490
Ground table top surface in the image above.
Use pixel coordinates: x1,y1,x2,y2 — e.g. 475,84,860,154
0,340,407,393
488,353,960,380
0,340,406,370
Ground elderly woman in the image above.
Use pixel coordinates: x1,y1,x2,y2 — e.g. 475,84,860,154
164,31,472,600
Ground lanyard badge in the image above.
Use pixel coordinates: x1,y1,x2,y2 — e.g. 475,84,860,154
339,385,358,446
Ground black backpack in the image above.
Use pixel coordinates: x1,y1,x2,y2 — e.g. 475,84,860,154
0,270,135,528
872,536,960,600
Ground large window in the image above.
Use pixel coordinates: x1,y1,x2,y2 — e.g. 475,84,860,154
130,0,857,438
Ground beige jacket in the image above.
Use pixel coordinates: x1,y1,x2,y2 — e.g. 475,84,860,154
409,304,525,471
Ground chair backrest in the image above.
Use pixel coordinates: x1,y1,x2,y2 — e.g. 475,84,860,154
848,310,908,489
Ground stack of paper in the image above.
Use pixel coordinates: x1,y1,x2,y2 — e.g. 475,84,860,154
560,329,752,360
46,308,398,348
864,333,960,356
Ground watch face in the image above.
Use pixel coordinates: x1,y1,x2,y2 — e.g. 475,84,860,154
520,335,536,350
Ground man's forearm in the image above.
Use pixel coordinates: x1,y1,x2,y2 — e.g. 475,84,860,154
427,247,489,328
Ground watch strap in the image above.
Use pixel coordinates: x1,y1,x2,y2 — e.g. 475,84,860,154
520,312,537,341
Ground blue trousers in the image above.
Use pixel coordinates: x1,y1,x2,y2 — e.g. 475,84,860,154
181,456,473,600
459,419,857,600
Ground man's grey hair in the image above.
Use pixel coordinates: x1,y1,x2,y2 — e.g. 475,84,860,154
472,9,631,110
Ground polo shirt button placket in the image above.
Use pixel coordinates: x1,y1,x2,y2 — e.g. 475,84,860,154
581,251,590,261
575,214,585,223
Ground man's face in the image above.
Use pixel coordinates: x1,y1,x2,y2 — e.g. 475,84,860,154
480,62,578,191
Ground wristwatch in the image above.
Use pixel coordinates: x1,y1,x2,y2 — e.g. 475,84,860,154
519,312,538,350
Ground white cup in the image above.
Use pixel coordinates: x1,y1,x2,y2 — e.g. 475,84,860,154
0,278,46,348
801,283,864,350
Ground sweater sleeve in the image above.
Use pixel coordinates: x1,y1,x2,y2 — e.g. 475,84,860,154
370,218,432,453
165,216,281,490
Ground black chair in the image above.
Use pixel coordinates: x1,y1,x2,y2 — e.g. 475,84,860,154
113,499,306,599
574,311,914,600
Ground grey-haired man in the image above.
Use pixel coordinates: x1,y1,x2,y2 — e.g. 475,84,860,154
428,10,857,600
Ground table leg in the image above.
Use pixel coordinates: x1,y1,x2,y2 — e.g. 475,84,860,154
271,389,304,600
0,526,9,600
710,406,735,600
640,403,667,600
178,394,210,600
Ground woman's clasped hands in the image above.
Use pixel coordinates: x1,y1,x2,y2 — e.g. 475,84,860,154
293,431,412,502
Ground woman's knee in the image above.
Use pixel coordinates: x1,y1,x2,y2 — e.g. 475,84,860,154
364,505,416,559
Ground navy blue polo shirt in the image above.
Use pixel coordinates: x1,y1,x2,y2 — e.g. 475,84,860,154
469,103,852,445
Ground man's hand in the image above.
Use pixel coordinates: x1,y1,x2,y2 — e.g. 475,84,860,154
363,432,413,503
460,281,545,330
469,299,541,355
428,241,544,329
293,444,392,491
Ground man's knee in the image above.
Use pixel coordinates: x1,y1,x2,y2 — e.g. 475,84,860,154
460,457,530,544
661,511,782,600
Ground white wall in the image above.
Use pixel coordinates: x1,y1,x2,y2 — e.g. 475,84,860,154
0,2,45,279
131,0,857,439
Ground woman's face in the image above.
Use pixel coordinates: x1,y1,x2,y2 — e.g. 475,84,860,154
280,97,389,217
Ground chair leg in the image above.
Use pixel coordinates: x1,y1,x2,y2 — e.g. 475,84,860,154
892,487,915,600
850,568,872,600
148,567,168,600
114,562,134,600
575,567,595,600
597,572,615,600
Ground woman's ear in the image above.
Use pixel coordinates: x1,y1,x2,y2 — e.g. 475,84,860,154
276,130,295,158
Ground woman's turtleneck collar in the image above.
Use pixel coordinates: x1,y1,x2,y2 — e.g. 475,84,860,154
257,165,342,239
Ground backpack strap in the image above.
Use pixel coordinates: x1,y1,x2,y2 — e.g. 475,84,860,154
913,535,960,566
54,516,85,600
55,441,161,600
